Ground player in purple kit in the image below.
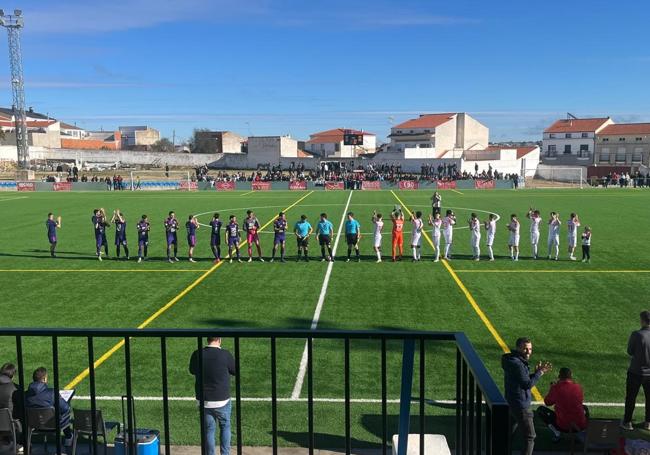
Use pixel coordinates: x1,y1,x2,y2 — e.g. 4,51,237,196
92,208,110,261
270,211,287,263
243,210,264,262
186,214,199,262
226,215,242,263
46,213,61,257
164,211,179,263
209,213,223,264
136,215,150,263
111,209,130,260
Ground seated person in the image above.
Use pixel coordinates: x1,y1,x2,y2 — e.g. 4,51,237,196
0,363,23,447
536,367,588,442
25,367,73,445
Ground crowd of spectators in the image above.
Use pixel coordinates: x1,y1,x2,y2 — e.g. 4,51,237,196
599,171,650,188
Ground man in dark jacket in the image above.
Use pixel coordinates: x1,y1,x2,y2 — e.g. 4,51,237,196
24,367,72,444
622,310,650,430
502,337,551,455
0,363,22,447
190,336,236,455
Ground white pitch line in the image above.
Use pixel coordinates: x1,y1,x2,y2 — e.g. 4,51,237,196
69,395,633,407
0,196,28,202
290,190,354,400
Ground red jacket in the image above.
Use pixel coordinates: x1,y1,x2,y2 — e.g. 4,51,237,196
544,379,587,431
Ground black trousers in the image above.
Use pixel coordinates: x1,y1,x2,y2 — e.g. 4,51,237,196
536,405,589,432
511,408,535,455
624,371,650,423
582,245,590,260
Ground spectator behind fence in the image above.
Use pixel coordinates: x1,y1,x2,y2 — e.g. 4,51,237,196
0,363,23,446
502,337,552,455
24,367,72,444
190,336,236,455
536,367,588,442
621,310,650,431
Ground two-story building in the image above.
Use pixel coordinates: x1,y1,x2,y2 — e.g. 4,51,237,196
386,113,488,159
541,117,613,165
194,131,246,154
595,123,650,167
305,128,376,158
119,126,161,150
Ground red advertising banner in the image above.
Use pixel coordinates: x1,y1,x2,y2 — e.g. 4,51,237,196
474,179,495,190
17,182,35,192
325,181,345,190
398,180,419,190
362,180,381,191
53,182,72,192
215,181,235,191
288,180,308,191
252,181,272,191
179,181,198,191
435,180,457,190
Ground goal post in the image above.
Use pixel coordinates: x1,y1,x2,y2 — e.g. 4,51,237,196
129,170,193,191
525,166,586,189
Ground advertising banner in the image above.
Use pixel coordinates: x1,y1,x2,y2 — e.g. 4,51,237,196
0,181,16,191
252,181,272,191
362,181,381,190
398,180,419,190
474,179,495,189
435,180,457,190
53,182,72,192
179,181,198,191
288,180,308,190
324,181,345,190
215,181,236,191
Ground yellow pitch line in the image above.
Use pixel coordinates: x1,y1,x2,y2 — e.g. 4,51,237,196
390,190,543,402
455,270,650,273
64,190,314,390
451,189,463,195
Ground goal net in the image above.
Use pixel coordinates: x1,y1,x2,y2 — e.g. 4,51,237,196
525,166,587,189
129,170,195,191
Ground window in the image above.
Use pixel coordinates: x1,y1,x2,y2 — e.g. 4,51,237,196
549,133,556,138
616,147,627,162
334,143,340,152
579,144,589,157
564,144,571,154
424,129,431,133
565,133,572,138
603,138,609,142
547,144,557,157
600,148,610,162
396,130,402,134
636,137,643,141
619,137,626,141
633,148,643,162
581,132,588,138
419,143,431,148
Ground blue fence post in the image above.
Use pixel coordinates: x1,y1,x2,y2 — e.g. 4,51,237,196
398,339,416,455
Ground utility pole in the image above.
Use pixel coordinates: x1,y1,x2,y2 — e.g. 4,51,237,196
0,9,29,171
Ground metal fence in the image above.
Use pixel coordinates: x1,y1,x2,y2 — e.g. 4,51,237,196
0,328,510,455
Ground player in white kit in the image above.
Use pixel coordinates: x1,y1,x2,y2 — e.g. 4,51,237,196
410,211,424,261
372,211,384,263
507,214,520,261
526,208,542,259
547,212,561,260
566,213,581,261
483,213,497,261
442,210,456,260
428,212,442,262
469,213,481,261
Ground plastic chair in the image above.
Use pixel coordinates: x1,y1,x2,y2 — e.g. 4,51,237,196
25,407,56,453
71,409,121,455
582,419,620,454
0,408,17,455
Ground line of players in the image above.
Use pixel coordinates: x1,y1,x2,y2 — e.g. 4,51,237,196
44,206,592,263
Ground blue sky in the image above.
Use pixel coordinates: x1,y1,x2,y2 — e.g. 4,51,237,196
3,0,650,143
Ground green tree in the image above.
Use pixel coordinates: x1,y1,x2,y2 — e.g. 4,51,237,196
150,138,175,153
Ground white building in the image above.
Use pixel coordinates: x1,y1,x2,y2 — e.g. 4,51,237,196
462,146,541,177
60,122,88,139
541,117,613,165
119,125,161,149
247,136,298,166
306,128,376,158
387,113,488,159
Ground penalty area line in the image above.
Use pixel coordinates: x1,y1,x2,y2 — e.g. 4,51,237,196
390,190,544,403
291,190,354,400
64,190,314,390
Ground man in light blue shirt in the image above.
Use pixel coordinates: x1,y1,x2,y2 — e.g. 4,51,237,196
316,213,335,262
294,215,313,261
344,212,362,262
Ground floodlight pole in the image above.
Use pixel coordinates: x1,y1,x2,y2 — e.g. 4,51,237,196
0,10,29,169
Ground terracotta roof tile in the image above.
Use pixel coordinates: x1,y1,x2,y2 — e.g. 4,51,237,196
307,128,374,144
544,118,610,133
393,113,456,130
599,123,650,136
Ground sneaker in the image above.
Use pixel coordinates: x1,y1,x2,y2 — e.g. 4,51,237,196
213,259,220,264
489,258,495,262
174,257,180,262
98,255,102,261
551,432,561,443
321,258,326,262
270,258,274,263
620,420,634,431
259,258,265,262
434,258,439,262
189,258,196,263
229,259,233,264
570,256,577,261
474,258,480,262
554,256,559,261
16,445,23,454
138,257,142,263
376,259,382,263
168,258,173,263
248,257,253,263
644,422,650,430
357,258,361,263
126,256,130,260
237,258,243,263
581,258,587,263
346,258,350,262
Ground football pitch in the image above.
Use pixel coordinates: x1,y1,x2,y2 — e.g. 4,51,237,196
0,188,648,448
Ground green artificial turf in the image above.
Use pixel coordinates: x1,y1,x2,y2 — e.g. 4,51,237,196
0,188,648,450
